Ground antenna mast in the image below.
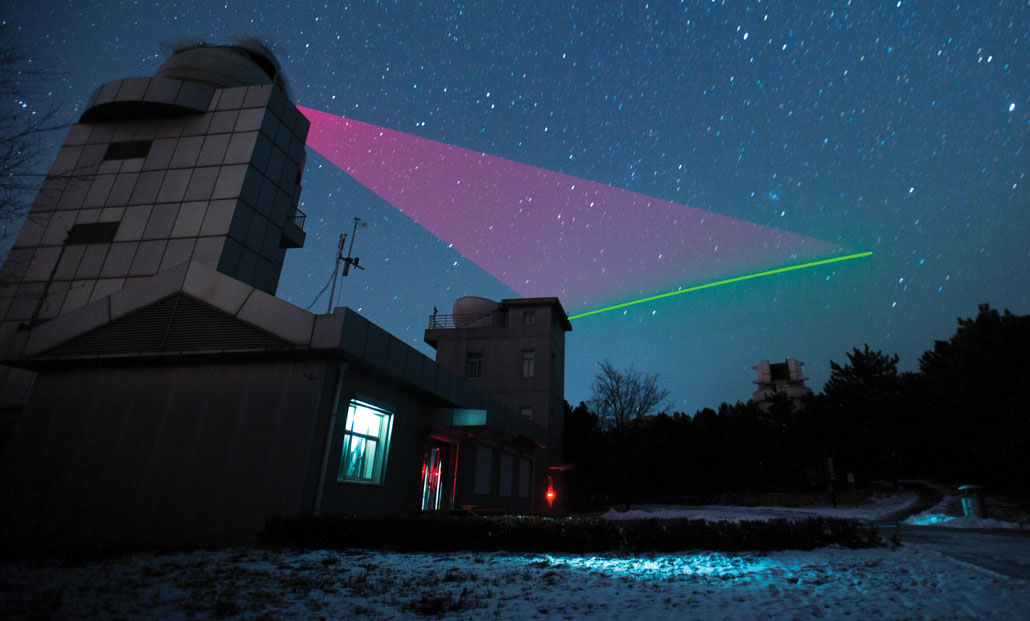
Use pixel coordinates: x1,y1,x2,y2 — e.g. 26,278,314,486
326,217,367,313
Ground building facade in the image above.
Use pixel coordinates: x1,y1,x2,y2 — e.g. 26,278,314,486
1,42,308,323
0,43,566,551
425,296,572,514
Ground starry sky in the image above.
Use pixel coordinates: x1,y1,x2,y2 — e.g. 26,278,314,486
6,1,1028,414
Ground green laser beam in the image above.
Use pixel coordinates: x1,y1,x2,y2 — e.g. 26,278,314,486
568,251,874,321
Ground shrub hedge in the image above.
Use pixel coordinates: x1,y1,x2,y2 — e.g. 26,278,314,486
261,514,881,553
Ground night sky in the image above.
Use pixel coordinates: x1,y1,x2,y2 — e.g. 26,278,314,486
6,1,1028,414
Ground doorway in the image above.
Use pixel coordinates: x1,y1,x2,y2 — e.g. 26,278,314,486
421,438,456,511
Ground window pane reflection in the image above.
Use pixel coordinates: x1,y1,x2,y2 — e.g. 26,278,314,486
338,400,393,484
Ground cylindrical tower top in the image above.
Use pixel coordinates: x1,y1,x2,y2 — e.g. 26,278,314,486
155,42,286,92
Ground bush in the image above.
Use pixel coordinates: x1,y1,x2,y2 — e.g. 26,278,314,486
261,514,880,553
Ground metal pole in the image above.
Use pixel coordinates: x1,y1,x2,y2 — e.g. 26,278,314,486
326,233,346,314
335,217,366,308
314,362,348,516
346,217,362,258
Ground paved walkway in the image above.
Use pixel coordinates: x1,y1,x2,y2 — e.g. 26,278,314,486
874,481,1030,580
896,526,1030,580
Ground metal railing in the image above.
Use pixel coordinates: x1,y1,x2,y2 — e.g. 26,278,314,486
288,207,307,230
428,311,507,330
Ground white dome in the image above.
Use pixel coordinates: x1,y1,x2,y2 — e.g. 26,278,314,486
452,296,500,316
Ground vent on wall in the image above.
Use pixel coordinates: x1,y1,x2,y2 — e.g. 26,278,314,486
41,292,290,358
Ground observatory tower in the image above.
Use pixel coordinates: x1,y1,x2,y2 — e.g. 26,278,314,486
0,42,309,326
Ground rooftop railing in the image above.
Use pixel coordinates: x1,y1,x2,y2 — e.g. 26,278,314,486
428,311,507,330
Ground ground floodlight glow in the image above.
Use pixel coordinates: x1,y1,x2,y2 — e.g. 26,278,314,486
904,513,955,526
300,106,846,308
568,252,873,320
541,552,783,581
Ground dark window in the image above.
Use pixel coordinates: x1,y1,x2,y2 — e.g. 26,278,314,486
466,353,483,379
770,363,790,381
67,222,119,245
104,140,152,160
522,350,535,378
523,310,536,325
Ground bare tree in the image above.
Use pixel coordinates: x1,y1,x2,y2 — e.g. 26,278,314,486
0,33,65,251
589,359,670,429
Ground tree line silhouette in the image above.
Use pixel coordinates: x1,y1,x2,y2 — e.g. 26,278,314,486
563,304,1030,510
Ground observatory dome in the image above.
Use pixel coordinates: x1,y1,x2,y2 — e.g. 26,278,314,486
452,297,501,316
155,42,285,91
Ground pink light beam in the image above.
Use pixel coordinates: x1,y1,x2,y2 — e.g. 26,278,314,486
299,107,839,311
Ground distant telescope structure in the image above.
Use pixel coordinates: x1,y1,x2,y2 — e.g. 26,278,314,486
752,358,813,410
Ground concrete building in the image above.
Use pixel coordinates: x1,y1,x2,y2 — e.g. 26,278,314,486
752,358,813,409
1,42,307,320
0,43,565,551
425,296,572,514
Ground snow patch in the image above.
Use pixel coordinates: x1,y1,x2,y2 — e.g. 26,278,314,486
904,513,1025,529
903,495,1027,529
601,492,919,523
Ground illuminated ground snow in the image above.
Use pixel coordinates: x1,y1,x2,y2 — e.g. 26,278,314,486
2,545,1029,619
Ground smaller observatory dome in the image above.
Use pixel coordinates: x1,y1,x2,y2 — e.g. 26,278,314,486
451,297,502,328
452,297,501,316
156,41,287,92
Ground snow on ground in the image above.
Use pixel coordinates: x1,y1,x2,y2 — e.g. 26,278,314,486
2,544,1029,619
904,495,1027,529
4,494,1027,618
602,491,920,523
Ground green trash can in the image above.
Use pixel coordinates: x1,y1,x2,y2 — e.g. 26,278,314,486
957,485,986,518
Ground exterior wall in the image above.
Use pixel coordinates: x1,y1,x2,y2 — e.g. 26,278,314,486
451,440,536,514
0,78,308,325
0,342,542,549
0,359,329,549
315,362,539,517
315,363,433,517
432,303,565,436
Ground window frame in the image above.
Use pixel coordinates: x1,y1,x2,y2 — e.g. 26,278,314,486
337,399,394,485
522,350,535,378
466,352,483,379
474,444,493,495
499,451,514,497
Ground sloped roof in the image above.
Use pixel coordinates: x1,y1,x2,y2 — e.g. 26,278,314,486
42,292,291,358
14,261,314,360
